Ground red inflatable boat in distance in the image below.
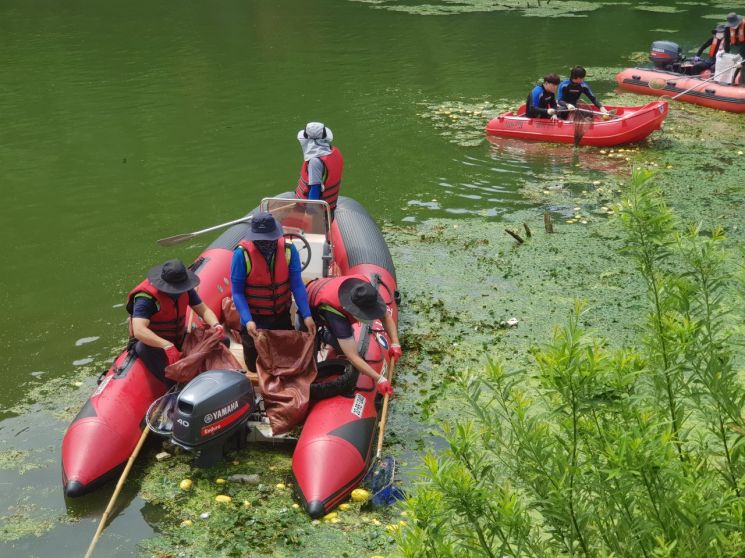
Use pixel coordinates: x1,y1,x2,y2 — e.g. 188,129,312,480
615,67,745,113
485,101,668,147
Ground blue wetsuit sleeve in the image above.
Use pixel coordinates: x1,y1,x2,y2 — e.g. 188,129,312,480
308,185,322,200
288,245,311,319
529,86,549,117
230,249,252,326
582,82,602,108
557,81,567,104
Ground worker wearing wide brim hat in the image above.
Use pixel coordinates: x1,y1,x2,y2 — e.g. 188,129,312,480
126,259,222,383
230,212,316,373
294,121,344,216
724,12,745,82
306,274,401,396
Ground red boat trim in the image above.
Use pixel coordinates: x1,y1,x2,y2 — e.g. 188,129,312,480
621,77,745,105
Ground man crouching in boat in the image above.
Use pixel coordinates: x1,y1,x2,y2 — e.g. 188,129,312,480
230,212,316,373
127,259,222,384
295,122,344,216
307,276,401,396
557,66,609,118
525,73,560,119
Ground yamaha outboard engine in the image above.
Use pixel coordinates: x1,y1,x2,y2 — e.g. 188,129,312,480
172,370,256,467
650,41,683,70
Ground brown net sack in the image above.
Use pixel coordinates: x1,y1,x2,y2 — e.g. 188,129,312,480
252,329,318,435
165,326,242,384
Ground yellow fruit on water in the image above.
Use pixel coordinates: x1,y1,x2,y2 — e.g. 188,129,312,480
180,519,193,527
215,478,226,484
371,555,386,558
385,524,399,532
215,495,232,503
179,479,193,491
399,520,408,526
322,512,338,522
372,519,382,526
339,503,351,511
292,503,300,509
276,483,286,490
243,500,251,508
351,488,370,503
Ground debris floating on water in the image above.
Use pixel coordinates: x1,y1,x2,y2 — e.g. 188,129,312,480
155,452,171,462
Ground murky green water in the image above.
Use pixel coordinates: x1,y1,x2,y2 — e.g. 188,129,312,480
0,0,739,555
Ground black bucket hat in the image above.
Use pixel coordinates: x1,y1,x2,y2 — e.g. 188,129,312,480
148,259,200,294
339,278,387,322
245,211,283,241
713,23,727,34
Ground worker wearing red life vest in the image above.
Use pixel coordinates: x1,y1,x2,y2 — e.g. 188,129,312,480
725,12,745,83
307,274,401,396
230,212,315,372
295,122,344,215
127,259,221,383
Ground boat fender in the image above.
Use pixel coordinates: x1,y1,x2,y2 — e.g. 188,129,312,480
310,360,359,401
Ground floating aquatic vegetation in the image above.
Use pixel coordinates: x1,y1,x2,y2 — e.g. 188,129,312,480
634,4,686,13
0,502,66,542
584,66,625,81
417,98,513,147
349,0,617,18
650,28,679,33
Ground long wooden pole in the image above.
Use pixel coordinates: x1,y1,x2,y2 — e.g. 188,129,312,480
375,359,396,459
83,426,150,558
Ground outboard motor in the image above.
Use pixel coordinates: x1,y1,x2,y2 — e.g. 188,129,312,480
650,41,683,70
172,370,256,467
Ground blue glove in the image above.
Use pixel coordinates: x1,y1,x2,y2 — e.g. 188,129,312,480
692,56,701,63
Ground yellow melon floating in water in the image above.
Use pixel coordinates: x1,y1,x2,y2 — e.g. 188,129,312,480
351,488,370,502
179,479,192,491
215,495,232,504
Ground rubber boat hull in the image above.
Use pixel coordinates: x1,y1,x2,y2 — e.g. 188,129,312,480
61,248,235,497
615,68,745,113
485,101,668,147
292,197,398,518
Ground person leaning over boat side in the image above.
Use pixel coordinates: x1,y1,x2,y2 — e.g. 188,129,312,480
525,73,560,119
557,66,608,118
691,24,730,75
295,122,344,216
306,275,401,396
230,211,316,373
127,259,222,384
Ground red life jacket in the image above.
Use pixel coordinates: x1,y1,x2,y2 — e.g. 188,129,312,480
238,238,292,317
730,21,745,45
306,273,369,323
709,36,725,57
126,279,190,345
295,147,344,212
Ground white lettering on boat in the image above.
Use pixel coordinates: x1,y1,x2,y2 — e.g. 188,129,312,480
204,400,239,424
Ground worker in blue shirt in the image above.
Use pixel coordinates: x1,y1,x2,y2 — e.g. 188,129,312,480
557,66,608,118
525,73,560,119
230,212,315,372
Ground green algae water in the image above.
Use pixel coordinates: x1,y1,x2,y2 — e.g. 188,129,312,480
1,0,743,555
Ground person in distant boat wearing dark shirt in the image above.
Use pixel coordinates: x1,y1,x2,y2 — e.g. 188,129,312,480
557,66,608,118
525,73,560,119
690,24,729,75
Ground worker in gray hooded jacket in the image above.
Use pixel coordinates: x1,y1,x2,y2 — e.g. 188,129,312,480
294,122,344,215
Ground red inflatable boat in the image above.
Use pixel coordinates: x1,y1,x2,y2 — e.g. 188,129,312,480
616,68,745,113
62,195,399,519
485,101,668,146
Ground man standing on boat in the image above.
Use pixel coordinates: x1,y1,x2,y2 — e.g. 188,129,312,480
525,74,561,119
295,122,344,215
306,275,401,396
230,212,316,373
725,12,745,83
127,259,222,384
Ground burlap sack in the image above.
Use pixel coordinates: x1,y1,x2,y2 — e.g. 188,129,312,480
252,329,317,435
165,326,242,383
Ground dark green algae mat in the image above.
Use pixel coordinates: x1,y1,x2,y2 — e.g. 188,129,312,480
2,96,744,557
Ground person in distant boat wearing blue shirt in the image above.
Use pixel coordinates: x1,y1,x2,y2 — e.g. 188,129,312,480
230,212,316,373
557,66,608,118
525,73,560,119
